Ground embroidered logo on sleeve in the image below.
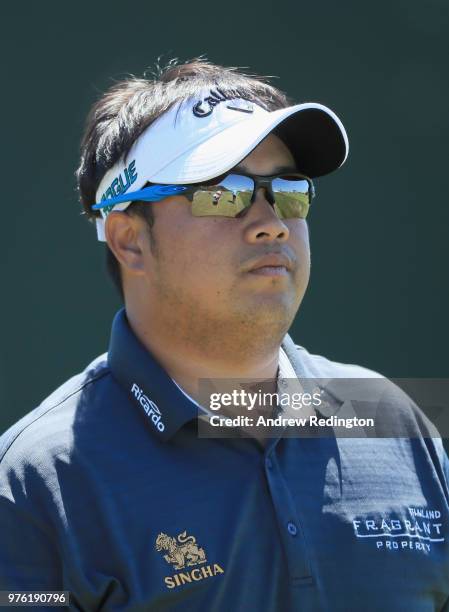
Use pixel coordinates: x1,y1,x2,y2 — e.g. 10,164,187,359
155,530,225,589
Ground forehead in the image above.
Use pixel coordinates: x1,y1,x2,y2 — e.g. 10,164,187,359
233,133,296,174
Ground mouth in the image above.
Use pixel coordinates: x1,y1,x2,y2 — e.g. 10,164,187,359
248,265,289,277
243,253,293,277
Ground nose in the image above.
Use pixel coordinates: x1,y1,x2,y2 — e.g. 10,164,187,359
242,188,290,244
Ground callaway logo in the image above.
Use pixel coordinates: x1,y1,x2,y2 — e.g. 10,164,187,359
131,383,165,432
155,530,225,589
193,88,254,118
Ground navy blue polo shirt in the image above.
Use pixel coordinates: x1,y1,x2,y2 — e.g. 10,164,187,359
1,308,449,611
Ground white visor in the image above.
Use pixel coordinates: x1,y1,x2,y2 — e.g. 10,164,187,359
93,88,349,241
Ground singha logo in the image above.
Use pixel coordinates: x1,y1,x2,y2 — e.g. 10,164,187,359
155,531,207,570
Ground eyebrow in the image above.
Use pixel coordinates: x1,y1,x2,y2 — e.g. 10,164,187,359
232,163,298,175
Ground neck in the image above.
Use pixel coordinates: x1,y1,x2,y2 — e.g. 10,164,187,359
126,306,285,404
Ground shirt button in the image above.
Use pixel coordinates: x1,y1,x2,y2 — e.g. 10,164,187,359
266,457,273,470
287,522,298,536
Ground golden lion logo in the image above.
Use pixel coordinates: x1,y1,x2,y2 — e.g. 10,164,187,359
155,530,207,570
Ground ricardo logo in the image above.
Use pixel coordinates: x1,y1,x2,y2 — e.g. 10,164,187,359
155,530,224,589
130,383,165,432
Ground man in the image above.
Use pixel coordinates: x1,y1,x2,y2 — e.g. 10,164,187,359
0,59,448,611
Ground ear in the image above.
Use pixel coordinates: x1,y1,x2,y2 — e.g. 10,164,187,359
104,211,146,274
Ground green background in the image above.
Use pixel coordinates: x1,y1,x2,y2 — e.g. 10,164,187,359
1,0,448,434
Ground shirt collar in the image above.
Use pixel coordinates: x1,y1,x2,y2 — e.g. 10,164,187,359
278,346,297,379
174,347,297,423
107,308,199,442
107,308,305,442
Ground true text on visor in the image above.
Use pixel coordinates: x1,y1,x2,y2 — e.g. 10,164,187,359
100,160,138,216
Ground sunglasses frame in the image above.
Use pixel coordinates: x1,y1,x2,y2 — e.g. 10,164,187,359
91,171,315,217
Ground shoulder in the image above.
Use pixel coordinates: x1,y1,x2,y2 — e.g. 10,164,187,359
289,340,384,379
284,339,449,491
0,353,110,475
291,342,425,428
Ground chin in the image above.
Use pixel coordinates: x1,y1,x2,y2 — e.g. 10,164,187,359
237,294,300,330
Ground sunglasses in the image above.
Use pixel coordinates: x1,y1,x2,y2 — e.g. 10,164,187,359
92,171,315,219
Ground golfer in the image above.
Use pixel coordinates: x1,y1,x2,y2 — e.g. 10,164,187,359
0,58,448,611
